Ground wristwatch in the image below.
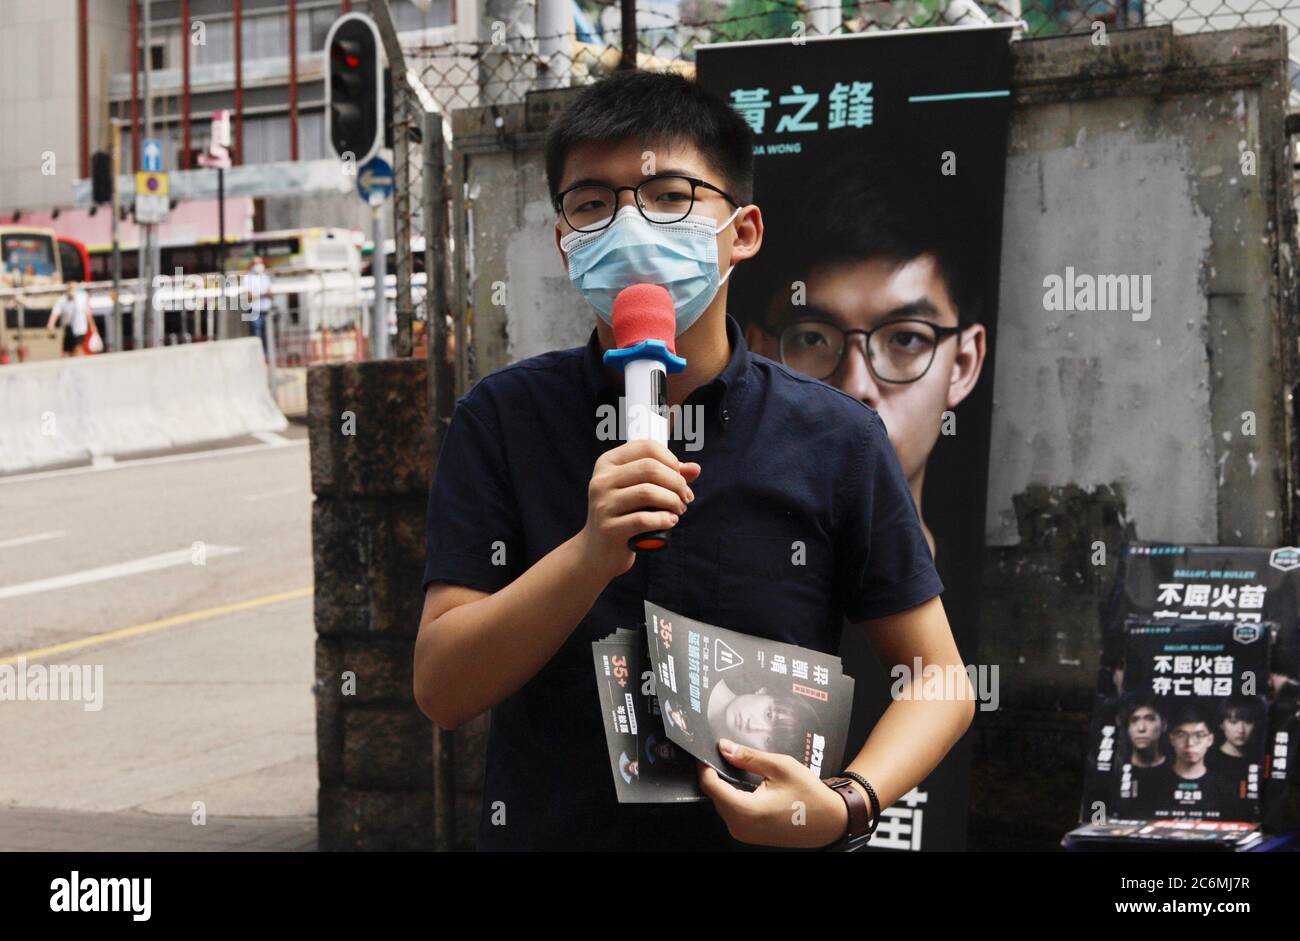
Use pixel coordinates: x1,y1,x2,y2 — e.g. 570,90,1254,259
823,774,878,851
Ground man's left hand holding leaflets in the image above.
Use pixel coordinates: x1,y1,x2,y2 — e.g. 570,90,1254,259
697,740,849,847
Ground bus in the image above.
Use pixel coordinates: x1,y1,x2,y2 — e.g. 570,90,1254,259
58,236,90,284
0,225,66,362
86,227,361,282
81,227,367,361
1,225,61,289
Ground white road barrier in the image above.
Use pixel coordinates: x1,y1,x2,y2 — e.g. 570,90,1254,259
0,338,288,475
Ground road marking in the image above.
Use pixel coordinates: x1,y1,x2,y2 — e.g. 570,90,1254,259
0,546,242,601
242,485,307,502
0,587,312,667
0,438,306,486
0,530,67,552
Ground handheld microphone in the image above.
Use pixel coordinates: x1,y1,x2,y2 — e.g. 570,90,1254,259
604,284,687,553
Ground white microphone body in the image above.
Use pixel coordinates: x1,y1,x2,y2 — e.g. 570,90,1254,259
624,357,669,447
603,284,688,552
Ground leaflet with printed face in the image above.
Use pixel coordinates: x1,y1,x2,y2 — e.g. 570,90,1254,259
591,633,704,804
1101,544,1300,678
1121,618,1270,822
1080,615,1273,828
642,600,855,789
1085,543,1300,831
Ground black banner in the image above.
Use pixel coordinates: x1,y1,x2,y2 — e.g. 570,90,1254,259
698,24,1015,851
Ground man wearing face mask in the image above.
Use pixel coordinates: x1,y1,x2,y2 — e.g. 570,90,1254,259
414,71,974,851
244,255,273,355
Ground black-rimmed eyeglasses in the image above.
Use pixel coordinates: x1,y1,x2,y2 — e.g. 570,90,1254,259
556,175,740,233
765,318,965,384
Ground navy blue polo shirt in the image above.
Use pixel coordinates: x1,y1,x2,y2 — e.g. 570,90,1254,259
423,312,943,850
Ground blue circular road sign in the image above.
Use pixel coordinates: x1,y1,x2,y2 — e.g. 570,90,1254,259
357,156,395,205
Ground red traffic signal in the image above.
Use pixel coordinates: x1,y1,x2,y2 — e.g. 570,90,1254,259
325,13,384,167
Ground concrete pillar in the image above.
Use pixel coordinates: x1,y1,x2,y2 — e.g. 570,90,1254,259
309,359,481,850
808,1,841,37
537,0,574,90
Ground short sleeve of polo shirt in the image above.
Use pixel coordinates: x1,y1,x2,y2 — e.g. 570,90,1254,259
836,411,944,622
422,397,525,594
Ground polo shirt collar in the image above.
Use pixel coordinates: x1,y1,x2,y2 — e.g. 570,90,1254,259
581,312,751,426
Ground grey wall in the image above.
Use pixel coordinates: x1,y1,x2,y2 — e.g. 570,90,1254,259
451,95,593,385
262,190,377,234
0,0,132,213
973,25,1296,848
991,78,1287,549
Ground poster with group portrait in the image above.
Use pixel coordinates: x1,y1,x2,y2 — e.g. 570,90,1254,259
1118,618,1270,821
697,23,1015,850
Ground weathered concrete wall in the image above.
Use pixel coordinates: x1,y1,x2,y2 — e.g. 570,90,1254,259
452,95,593,385
972,26,1295,849
989,58,1285,550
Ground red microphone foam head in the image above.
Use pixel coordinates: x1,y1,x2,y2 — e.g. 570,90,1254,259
611,284,677,354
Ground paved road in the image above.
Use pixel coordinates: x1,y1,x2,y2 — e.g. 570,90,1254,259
0,430,317,850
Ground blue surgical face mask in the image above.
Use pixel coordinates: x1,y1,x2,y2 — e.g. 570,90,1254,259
560,204,743,334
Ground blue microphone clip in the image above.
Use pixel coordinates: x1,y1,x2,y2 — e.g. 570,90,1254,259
603,339,688,374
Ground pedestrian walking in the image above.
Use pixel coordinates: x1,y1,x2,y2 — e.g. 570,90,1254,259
46,281,90,357
244,255,273,355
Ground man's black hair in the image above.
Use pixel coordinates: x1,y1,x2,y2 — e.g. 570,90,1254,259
1118,690,1164,727
1169,702,1213,732
1218,695,1261,725
765,689,823,756
737,150,983,327
544,70,755,207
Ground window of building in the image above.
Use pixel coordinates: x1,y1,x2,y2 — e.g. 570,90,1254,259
243,12,288,62
392,0,454,31
139,43,166,71
195,19,235,68
299,110,325,161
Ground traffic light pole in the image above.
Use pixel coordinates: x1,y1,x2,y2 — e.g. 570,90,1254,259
111,123,123,353
371,200,387,360
140,0,153,349
325,10,388,358
217,164,224,340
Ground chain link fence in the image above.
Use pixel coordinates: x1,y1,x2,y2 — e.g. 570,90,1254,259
401,0,1300,116
389,0,1300,355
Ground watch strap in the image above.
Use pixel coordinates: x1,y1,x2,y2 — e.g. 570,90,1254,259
824,776,871,839
839,770,881,837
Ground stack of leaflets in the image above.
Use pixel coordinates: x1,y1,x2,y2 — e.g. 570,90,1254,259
1063,819,1265,852
1066,543,1300,850
592,601,857,802
592,625,703,803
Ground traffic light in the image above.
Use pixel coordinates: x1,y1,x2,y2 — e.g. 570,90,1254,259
325,13,384,167
91,151,113,204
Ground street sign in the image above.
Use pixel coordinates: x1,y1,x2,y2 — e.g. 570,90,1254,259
135,171,170,224
211,110,232,149
142,139,163,173
356,156,394,206
197,146,232,170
